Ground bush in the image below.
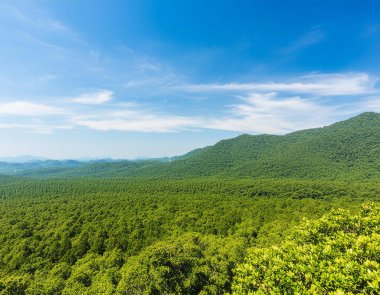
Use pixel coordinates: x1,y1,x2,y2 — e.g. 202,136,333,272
232,204,380,294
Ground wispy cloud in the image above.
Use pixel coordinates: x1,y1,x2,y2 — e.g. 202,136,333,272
355,96,380,113
0,122,72,134
0,101,63,116
280,28,325,54
176,73,377,96
206,92,337,134
0,1,73,35
73,104,202,133
74,116,200,133
25,74,58,87
0,72,378,135
71,90,114,105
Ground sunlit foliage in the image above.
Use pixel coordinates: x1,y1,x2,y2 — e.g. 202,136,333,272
0,178,378,293
232,204,380,294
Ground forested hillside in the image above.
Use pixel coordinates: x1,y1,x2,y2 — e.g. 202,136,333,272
0,178,379,294
163,112,380,179
9,112,379,179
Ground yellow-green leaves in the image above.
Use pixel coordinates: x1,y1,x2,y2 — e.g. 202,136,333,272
232,204,380,294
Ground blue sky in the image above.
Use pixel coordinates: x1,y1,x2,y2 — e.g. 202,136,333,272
0,0,379,159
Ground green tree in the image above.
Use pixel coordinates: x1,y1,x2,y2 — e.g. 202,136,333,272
232,204,380,294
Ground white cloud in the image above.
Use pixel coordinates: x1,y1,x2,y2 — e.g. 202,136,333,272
355,96,380,113
72,92,340,134
0,71,378,135
71,90,113,105
70,100,203,133
176,73,377,96
206,92,338,134
0,122,72,134
74,115,201,133
0,101,63,116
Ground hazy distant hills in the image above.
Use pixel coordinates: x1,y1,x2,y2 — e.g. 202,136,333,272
0,160,85,175
0,155,47,163
2,112,379,179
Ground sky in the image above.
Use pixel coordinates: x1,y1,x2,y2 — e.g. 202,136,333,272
0,0,379,159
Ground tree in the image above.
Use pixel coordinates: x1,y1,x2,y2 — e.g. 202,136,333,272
232,204,380,294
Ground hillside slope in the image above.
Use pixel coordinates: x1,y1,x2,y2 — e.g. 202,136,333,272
13,112,380,179
157,112,380,179
128,112,380,179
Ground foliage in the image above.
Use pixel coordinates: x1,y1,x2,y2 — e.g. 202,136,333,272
0,112,378,293
0,178,378,293
117,234,244,294
232,204,380,294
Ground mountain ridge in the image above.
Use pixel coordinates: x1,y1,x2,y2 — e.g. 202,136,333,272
3,112,379,179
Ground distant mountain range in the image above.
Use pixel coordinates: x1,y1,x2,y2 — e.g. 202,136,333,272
0,156,171,175
1,112,379,179
0,155,48,163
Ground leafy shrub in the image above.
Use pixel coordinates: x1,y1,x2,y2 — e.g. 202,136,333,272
117,233,245,294
232,204,380,294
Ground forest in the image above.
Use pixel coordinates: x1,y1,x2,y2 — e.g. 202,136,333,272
0,177,379,294
0,113,379,294
1,0,379,292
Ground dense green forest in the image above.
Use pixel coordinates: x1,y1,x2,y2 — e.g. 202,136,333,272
0,178,379,294
0,113,379,294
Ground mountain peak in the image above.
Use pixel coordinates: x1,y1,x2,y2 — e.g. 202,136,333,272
352,112,380,120
332,112,380,129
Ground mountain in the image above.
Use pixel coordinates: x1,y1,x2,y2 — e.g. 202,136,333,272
6,112,380,179
0,155,47,163
0,160,86,175
156,112,380,179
